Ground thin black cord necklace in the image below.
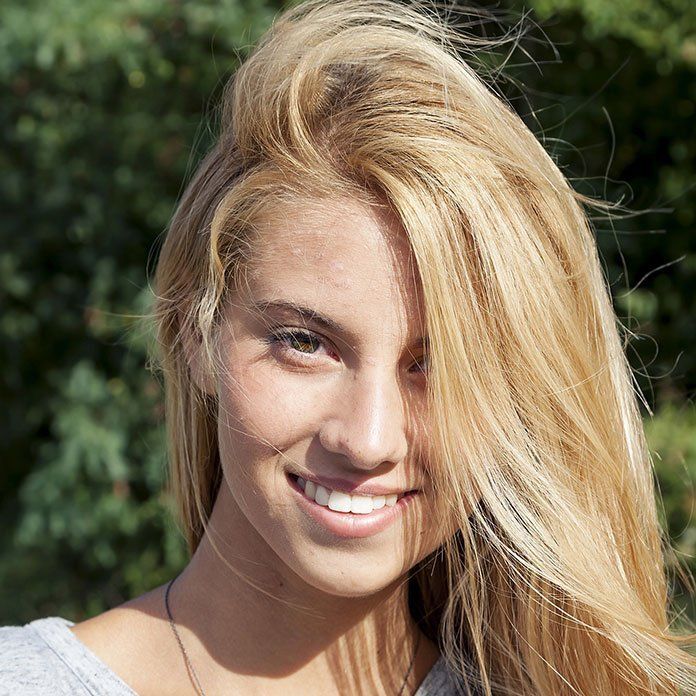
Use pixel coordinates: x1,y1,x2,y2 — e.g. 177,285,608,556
164,574,421,695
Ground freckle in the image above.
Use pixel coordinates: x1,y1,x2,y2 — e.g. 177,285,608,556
320,266,351,289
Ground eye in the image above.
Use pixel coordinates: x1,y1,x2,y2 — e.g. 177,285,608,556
264,328,331,363
410,354,429,375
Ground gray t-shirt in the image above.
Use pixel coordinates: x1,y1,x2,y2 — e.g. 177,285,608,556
0,616,475,695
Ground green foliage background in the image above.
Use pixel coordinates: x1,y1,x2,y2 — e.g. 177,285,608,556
1,0,694,626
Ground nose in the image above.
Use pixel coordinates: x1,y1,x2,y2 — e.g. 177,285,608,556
318,366,410,471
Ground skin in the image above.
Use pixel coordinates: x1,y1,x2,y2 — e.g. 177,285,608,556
69,196,450,695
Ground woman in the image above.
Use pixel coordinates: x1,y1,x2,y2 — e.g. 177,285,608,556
2,0,695,694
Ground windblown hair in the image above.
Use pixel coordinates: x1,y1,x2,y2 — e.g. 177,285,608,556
151,0,696,693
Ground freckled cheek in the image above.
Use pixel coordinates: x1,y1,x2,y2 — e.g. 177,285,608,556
217,367,319,458
216,367,322,525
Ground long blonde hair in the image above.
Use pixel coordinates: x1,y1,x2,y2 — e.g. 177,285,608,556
151,1,696,693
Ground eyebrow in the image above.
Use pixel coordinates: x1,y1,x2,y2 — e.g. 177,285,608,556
248,298,428,351
250,299,346,335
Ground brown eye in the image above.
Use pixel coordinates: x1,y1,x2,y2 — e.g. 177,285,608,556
264,328,328,362
411,354,428,374
275,330,320,354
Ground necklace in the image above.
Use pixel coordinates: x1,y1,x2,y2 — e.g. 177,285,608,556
164,575,421,696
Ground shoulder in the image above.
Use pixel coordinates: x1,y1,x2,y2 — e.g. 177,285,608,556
0,617,83,695
0,615,138,696
416,653,483,696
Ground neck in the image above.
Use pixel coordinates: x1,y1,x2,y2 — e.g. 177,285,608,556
166,483,424,693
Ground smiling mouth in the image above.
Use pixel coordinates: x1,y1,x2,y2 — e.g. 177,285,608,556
288,473,417,515
285,471,420,539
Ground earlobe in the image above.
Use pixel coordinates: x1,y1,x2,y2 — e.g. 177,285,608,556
181,323,217,397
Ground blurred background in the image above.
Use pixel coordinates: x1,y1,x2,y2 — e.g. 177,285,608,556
1,0,694,626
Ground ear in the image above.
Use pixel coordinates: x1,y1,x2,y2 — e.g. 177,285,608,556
181,321,217,397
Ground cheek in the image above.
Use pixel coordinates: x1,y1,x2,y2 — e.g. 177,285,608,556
215,363,320,478
215,368,293,534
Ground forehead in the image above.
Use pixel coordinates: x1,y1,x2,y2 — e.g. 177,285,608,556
243,197,426,340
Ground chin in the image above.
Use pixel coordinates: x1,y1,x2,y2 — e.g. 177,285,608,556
284,547,410,598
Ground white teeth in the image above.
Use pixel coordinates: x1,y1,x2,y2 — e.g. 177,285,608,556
293,474,407,514
328,490,352,513
305,480,316,499
350,495,373,515
314,484,331,506
372,495,386,510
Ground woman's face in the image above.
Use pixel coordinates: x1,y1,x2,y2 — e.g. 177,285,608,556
211,196,447,597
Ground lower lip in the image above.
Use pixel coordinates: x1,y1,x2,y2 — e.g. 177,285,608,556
285,472,418,539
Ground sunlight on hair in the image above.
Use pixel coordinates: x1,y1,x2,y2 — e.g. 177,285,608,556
149,1,696,693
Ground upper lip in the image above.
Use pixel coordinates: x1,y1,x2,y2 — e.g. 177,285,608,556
287,469,419,497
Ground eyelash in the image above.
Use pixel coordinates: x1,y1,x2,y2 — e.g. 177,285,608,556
264,328,428,374
265,329,327,363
